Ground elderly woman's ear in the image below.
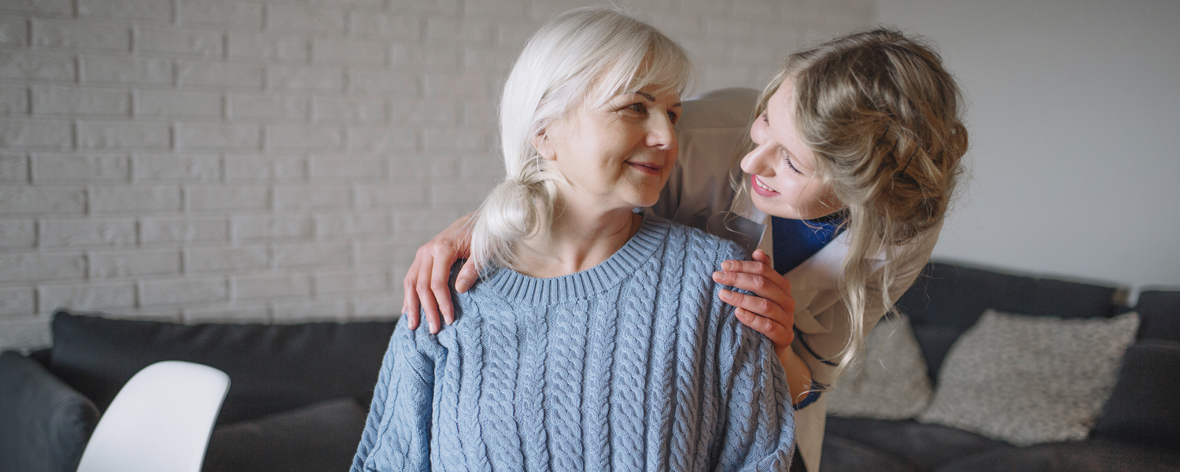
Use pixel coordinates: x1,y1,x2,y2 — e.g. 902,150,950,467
530,130,558,161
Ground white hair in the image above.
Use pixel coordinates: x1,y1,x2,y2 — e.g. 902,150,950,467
469,7,692,271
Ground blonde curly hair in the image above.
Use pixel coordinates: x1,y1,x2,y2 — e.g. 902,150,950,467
736,28,969,375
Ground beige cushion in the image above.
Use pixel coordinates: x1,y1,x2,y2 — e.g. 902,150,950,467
917,310,1139,446
826,314,933,420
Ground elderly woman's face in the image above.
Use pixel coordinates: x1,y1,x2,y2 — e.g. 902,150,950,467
537,86,681,211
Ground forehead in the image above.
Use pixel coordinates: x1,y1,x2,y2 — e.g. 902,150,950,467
766,82,820,168
768,81,795,114
764,83,799,141
587,56,686,104
582,86,680,112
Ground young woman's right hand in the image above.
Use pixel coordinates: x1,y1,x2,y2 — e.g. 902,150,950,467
401,214,478,334
712,249,796,358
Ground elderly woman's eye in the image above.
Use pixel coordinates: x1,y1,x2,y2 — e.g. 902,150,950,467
667,110,678,124
626,103,647,114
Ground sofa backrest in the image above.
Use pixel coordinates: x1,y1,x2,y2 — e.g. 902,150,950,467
1133,289,1180,342
894,261,1125,381
49,311,397,425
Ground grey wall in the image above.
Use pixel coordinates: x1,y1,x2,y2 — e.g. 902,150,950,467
0,0,875,350
878,0,1180,296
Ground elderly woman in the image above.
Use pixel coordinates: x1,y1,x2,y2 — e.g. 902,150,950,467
351,7,795,472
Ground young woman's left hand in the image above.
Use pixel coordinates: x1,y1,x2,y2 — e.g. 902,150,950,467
712,249,795,358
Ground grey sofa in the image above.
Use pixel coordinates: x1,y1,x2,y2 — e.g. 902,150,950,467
5,262,1178,472
821,262,1180,472
0,311,396,472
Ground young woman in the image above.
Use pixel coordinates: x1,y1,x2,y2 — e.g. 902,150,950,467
401,29,967,472
353,8,795,471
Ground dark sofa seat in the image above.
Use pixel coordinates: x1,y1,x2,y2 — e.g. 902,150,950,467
825,418,1012,472
203,397,370,471
938,439,1180,472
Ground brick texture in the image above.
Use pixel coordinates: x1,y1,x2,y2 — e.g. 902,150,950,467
0,0,874,350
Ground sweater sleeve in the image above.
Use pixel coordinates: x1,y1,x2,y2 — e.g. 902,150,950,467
712,243,796,472
351,321,436,472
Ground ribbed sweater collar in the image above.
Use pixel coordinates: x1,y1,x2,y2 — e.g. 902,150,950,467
483,215,669,305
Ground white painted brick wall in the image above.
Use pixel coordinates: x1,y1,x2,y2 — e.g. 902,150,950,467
0,0,875,350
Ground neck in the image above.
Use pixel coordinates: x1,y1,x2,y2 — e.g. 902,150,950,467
514,195,642,279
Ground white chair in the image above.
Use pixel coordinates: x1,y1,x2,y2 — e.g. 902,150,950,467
76,361,231,472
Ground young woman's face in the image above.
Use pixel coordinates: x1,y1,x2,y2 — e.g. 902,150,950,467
742,81,844,220
539,86,681,211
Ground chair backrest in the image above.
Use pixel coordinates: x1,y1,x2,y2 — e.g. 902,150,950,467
76,361,230,472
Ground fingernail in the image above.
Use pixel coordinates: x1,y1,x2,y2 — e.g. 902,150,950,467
456,280,470,292
712,271,723,281
722,261,733,270
719,290,731,299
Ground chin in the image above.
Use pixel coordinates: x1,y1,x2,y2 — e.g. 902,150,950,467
619,184,663,209
751,197,801,220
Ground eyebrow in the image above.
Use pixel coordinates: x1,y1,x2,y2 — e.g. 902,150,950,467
629,91,681,108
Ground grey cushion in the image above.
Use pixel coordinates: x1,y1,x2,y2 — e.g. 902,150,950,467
1091,340,1180,450
827,314,932,420
895,262,1123,380
0,351,99,472
918,310,1139,446
202,397,369,472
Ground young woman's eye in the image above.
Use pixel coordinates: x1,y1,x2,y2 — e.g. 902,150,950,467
761,111,769,124
781,150,803,175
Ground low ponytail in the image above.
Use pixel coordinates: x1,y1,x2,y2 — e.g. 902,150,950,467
469,167,557,270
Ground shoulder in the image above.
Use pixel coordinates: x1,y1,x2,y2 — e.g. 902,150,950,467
657,215,750,263
885,221,943,291
392,313,437,351
384,316,445,377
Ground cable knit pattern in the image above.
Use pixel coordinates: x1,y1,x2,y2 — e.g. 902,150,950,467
351,215,795,472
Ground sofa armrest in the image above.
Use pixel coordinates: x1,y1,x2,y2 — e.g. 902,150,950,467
0,351,100,472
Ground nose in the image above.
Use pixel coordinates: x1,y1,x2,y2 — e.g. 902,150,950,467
645,112,676,150
741,140,774,176
743,115,772,174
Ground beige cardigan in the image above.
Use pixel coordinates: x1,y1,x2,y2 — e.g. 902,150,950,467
654,88,940,472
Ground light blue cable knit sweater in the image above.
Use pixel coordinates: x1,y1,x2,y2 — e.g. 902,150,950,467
352,215,795,471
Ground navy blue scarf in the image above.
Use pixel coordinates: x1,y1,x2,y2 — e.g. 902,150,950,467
770,213,845,275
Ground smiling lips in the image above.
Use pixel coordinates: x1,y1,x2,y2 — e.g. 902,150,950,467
627,161,664,175
751,175,780,197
